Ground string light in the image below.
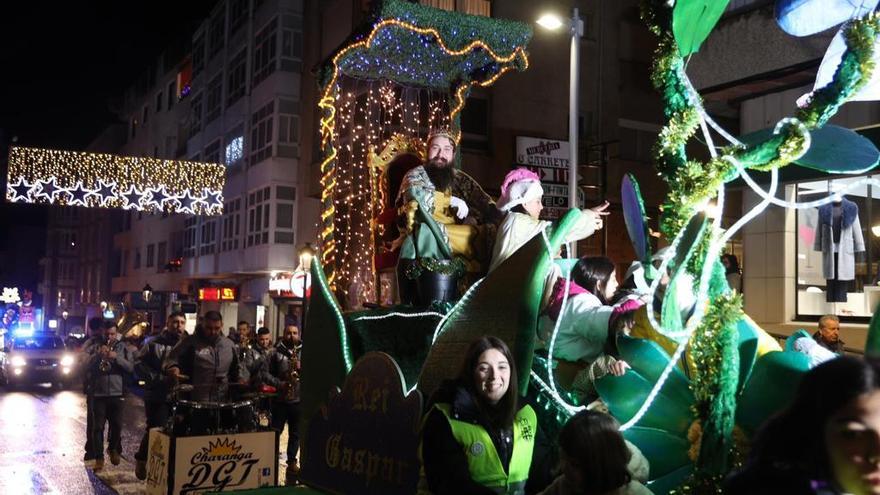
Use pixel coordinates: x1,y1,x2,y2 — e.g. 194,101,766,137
317,16,529,298
6,146,225,215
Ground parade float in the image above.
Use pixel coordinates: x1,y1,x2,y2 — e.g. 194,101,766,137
283,0,880,494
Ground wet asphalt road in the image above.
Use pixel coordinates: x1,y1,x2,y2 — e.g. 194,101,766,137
0,386,295,494
0,385,146,495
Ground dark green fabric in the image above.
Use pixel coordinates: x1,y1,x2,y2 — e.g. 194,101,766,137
345,306,441,390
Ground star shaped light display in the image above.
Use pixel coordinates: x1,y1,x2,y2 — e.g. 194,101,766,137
34,177,61,202
177,189,206,215
146,185,175,211
7,176,34,202
120,185,147,210
203,188,224,213
67,181,97,207
94,179,118,207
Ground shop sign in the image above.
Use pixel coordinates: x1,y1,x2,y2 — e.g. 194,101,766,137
172,432,276,494
515,136,583,219
269,271,311,298
301,352,422,495
198,287,237,302
0,287,20,304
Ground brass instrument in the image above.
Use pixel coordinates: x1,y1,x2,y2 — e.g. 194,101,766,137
279,343,300,402
98,336,115,373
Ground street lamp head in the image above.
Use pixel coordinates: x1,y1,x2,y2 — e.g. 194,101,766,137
61,310,69,320
536,13,565,30
298,242,315,271
142,283,154,303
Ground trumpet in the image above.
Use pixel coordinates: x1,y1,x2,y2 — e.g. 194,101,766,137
98,337,115,373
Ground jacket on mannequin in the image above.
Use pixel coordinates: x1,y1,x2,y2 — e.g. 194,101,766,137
813,197,864,281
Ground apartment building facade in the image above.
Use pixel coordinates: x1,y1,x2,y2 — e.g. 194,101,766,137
108,0,317,335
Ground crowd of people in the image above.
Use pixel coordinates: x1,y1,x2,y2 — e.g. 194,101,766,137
77,310,303,484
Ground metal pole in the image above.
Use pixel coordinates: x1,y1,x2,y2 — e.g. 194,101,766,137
568,7,582,257
301,273,308,335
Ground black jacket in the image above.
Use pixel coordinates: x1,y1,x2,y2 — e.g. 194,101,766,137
135,330,181,401
420,379,555,495
267,341,301,403
725,460,841,494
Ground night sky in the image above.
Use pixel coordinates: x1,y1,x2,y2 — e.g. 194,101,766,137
0,1,215,292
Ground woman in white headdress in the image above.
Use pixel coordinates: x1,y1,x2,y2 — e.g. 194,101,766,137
488,168,608,273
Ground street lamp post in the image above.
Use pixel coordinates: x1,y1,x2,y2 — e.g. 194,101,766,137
61,309,69,336
298,243,315,333
537,8,584,257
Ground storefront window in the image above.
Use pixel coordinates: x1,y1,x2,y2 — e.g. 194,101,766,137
796,176,875,319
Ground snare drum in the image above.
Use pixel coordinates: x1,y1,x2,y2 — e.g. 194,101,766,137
168,399,256,436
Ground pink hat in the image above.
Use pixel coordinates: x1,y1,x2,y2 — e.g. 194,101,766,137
497,168,544,212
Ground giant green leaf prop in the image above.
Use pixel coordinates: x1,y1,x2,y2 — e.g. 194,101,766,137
672,0,731,57
740,124,880,174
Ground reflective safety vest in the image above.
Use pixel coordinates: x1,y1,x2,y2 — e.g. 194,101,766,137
433,403,537,495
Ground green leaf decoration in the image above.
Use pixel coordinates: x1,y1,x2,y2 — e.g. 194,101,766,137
740,124,880,174
617,336,694,407
867,296,880,357
735,317,760,394
596,370,693,437
661,213,707,330
623,426,691,479
646,464,694,495
736,351,810,434
672,0,731,57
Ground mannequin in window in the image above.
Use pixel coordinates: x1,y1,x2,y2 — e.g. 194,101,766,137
813,196,864,304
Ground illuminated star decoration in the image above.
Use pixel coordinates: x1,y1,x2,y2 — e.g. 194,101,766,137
67,181,96,207
146,185,175,211
34,177,61,202
7,176,34,202
120,185,147,210
177,189,206,215
203,188,223,214
94,179,118,207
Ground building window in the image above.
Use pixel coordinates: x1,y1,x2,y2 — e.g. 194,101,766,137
275,185,296,244
200,219,217,255
253,18,278,87
460,96,489,151
184,217,197,257
146,244,155,267
204,139,222,164
247,186,271,246
277,99,299,158
249,101,274,166
143,105,149,125
229,0,249,35
280,16,303,72
795,176,877,320
205,74,223,123
190,92,203,138
134,248,142,269
222,197,242,251
225,135,244,167
227,49,247,107
167,80,176,110
209,8,226,59
193,33,206,77
156,92,163,113
157,241,167,273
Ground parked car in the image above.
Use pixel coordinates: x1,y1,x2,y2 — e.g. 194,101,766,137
1,333,75,389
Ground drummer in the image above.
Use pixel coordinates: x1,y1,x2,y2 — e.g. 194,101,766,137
164,311,244,402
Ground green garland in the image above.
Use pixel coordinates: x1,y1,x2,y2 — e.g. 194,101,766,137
403,256,467,280
641,0,880,489
644,1,880,237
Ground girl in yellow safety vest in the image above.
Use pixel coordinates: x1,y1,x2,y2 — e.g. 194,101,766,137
420,336,554,495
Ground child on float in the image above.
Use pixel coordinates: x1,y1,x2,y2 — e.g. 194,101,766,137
539,256,643,404
488,168,609,274
538,410,651,495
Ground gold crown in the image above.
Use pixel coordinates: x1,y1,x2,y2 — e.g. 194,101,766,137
204,438,242,456
427,128,457,147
